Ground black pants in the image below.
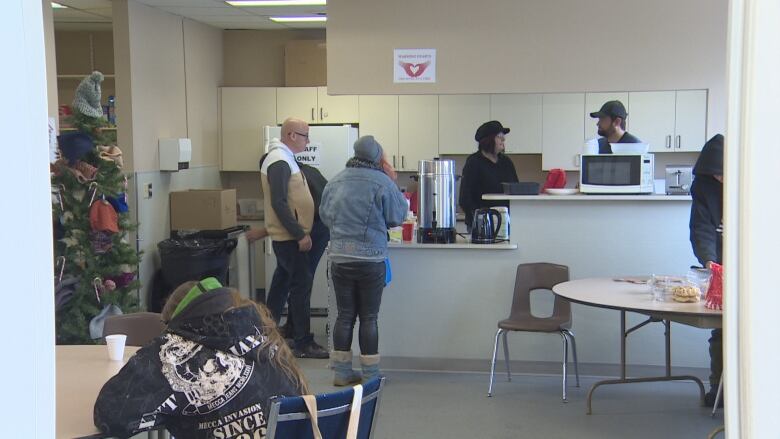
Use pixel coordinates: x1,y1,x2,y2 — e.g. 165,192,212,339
278,220,330,332
331,260,386,355
709,328,723,391
267,240,313,348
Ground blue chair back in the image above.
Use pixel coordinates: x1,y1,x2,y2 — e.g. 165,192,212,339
266,377,385,439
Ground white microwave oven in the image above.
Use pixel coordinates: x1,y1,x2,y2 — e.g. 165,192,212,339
579,154,655,194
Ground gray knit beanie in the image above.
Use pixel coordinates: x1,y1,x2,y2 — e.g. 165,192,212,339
72,71,105,118
353,135,384,164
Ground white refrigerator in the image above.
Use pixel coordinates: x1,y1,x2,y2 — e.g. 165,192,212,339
262,125,358,311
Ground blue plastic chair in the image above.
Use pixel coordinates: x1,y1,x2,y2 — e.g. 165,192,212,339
266,377,386,439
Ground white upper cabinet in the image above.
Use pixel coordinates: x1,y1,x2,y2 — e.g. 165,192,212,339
584,92,630,141
276,87,358,124
490,94,543,154
317,87,359,124
542,93,585,171
220,87,277,171
398,95,439,172
674,90,707,152
276,87,318,124
628,90,707,152
358,95,399,163
627,91,676,152
438,95,490,155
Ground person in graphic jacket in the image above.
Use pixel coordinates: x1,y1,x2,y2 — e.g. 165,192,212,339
93,278,308,438
689,134,724,407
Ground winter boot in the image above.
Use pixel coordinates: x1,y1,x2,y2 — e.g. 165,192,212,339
360,354,381,382
332,350,362,386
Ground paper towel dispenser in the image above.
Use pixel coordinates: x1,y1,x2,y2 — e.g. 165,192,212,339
159,138,192,171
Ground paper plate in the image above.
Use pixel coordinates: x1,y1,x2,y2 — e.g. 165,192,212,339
545,188,578,195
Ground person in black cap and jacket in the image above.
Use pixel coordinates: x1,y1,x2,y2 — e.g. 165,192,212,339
589,100,642,154
688,133,724,407
459,121,519,230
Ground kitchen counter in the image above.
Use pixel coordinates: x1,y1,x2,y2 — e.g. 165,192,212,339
483,194,692,201
389,236,517,250
368,191,710,372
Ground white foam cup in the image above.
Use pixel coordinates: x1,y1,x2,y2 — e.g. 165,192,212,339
105,334,127,361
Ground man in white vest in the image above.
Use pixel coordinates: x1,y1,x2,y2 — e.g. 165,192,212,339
260,117,328,359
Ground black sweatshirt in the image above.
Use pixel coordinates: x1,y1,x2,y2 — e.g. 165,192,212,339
458,152,519,227
689,134,724,266
94,289,301,439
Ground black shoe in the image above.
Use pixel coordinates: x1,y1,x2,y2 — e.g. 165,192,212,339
293,341,330,359
704,390,724,408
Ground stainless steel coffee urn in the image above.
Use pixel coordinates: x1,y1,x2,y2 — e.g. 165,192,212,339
417,159,456,244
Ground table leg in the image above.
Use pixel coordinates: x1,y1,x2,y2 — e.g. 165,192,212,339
585,313,706,415
620,311,626,380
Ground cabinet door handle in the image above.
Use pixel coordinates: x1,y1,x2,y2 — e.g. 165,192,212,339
402,156,406,169
311,108,315,121
393,155,397,168
666,135,672,149
675,135,681,149
320,107,324,120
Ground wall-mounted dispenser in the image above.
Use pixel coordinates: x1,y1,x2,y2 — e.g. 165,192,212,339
159,138,192,171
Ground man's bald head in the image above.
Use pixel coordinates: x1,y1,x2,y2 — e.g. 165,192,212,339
280,117,310,153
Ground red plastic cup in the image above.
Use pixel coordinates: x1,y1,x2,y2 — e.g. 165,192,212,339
402,222,414,242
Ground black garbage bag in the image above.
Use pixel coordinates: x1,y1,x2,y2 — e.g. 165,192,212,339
157,237,237,290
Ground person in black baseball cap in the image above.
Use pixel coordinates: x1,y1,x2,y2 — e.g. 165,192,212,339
458,120,519,230
589,100,642,154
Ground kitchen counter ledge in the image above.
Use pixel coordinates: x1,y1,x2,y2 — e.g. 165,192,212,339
483,194,691,201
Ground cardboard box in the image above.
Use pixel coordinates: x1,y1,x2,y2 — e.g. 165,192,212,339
170,189,237,230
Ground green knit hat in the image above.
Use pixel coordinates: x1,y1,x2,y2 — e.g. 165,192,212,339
171,277,223,319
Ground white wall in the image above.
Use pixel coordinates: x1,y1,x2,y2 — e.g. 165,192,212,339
725,0,780,436
113,0,224,304
0,0,55,436
328,0,728,138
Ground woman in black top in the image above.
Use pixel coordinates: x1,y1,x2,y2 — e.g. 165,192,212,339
458,120,519,229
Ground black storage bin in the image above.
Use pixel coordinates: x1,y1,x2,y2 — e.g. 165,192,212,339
502,182,540,195
157,237,237,288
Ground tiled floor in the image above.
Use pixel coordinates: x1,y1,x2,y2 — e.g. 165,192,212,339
300,359,724,439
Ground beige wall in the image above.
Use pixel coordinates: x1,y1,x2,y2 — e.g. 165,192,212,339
184,19,223,167
328,0,728,137
113,0,223,171
223,29,325,86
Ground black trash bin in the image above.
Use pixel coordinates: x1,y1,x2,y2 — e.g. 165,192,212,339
157,237,238,291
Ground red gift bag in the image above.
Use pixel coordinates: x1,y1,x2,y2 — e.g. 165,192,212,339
541,168,567,193
705,262,723,310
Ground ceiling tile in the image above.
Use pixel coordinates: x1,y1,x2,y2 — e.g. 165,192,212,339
133,0,226,7
57,0,112,9
235,6,326,16
156,5,252,16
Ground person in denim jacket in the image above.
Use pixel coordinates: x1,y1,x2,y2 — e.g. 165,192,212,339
319,135,407,386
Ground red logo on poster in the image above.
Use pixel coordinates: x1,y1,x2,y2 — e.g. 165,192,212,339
398,60,431,78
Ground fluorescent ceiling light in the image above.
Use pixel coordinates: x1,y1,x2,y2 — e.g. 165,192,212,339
227,1,326,6
51,2,68,8
270,16,327,22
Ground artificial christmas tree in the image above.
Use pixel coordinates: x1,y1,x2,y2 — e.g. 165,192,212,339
52,71,141,344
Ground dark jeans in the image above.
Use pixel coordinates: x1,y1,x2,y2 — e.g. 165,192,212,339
331,260,386,355
272,221,329,329
267,240,313,348
709,328,723,391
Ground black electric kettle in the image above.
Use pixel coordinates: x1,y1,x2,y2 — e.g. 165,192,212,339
471,208,502,244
